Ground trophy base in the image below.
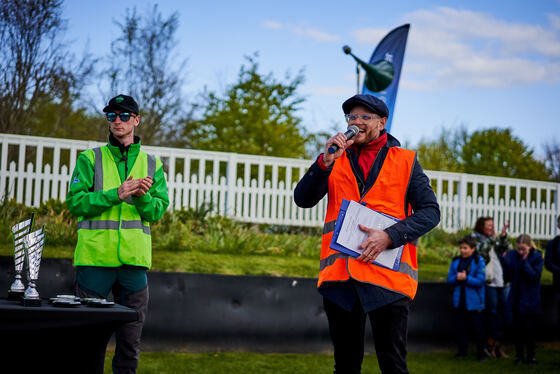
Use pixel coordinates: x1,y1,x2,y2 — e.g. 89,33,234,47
8,290,24,301
21,298,42,307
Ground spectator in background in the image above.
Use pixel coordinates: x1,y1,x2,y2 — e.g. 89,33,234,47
471,216,511,358
544,215,560,329
447,235,487,361
502,234,543,365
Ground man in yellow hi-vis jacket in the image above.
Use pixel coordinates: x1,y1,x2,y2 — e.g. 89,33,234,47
66,94,169,374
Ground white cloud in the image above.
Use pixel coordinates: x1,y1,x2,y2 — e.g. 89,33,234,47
261,20,339,42
352,7,560,90
352,28,388,45
309,85,354,96
292,26,340,42
261,20,282,30
548,13,560,31
440,56,549,88
400,79,439,91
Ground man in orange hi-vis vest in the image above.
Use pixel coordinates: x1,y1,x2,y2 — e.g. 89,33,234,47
294,94,440,374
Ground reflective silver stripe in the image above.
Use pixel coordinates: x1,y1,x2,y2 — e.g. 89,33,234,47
323,220,336,235
78,220,150,235
147,154,156,178
318,251,418,280
398,261,418,281
121,220,151,234
319,253,348,271
78,220,119,230
93,147,103,192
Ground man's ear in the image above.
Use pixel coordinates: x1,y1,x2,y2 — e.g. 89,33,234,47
380,117,387,130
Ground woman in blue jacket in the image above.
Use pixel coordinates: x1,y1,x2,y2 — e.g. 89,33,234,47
447,235,487,361
502,234,543,365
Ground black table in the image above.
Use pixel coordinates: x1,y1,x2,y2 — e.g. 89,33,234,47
0,298,138,374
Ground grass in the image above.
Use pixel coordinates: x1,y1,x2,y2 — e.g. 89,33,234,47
103,347,560,374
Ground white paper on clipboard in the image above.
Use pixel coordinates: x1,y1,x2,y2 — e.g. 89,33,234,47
336,200,403,270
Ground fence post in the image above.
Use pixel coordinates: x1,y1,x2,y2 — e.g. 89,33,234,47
458,174,467,229
0,138,7,201
16,142,25,203
225,153,238,217
554,183,560,236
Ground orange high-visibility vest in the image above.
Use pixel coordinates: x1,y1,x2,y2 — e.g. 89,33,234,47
318,147,419,299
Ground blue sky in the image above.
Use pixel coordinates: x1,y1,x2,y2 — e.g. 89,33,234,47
63,0,560,157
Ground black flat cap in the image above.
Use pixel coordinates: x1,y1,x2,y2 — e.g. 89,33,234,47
103,94,139,115
342,94,389,118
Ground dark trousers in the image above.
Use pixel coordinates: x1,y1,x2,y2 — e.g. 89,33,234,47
76,282,149,374
455,308,485,357
484,286,507,340
555,292,560,328
323,297,410,374
512,312,536,362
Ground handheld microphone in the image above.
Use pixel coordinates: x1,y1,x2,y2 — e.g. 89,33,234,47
328,125,359,154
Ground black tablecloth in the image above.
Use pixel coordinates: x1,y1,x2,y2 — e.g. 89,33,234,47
0,298,138,374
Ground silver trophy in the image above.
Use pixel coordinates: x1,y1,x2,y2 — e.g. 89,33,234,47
8,214,34,300
22,225,45,307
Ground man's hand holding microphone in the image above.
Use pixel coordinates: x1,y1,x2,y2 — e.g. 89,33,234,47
322,125,359,167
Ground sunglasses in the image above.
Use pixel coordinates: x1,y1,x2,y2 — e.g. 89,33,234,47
106,112,134,122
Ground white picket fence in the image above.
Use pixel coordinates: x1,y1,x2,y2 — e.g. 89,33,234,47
1,133,559,239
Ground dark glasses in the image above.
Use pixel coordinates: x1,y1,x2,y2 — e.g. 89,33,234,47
106,112,134,122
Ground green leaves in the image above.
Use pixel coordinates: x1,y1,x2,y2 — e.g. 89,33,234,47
416,126,551,181
183,55,309,158
462,128,550,181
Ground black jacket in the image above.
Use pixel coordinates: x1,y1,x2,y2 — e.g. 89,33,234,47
545,235,560,291
294,131,440,248
503,249,543,315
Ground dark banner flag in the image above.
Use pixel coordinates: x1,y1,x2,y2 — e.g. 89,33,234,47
344,24,410,133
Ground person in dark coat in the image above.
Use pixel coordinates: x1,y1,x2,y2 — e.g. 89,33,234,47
502,234,543,365
544,215,560,328
447,235,487,361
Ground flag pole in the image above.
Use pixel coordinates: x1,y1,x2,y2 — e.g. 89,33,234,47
356,62,360,94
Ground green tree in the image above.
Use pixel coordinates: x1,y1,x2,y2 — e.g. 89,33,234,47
0,0,96,136
183,55,309,158
415,126,467,172
107,4,187,145
462,128,550,181
26,98,105,141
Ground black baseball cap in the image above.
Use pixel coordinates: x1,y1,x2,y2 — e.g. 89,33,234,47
103,94,139,115
342,94,389,118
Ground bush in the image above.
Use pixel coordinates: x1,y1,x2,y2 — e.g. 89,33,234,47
0,198,33,246
0,198,77,247
150,208,321,258
417,227,472,264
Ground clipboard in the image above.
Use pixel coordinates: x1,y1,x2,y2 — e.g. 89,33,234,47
329,199,404,271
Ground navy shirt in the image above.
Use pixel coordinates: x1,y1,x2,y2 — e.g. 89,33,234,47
319,279,406,312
